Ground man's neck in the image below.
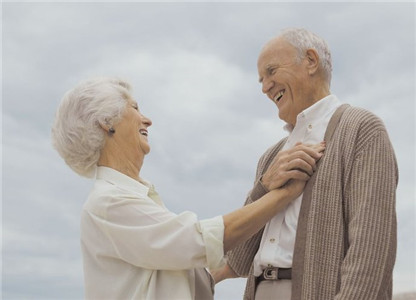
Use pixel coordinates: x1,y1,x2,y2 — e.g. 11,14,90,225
288,86,331,127
309,85,331,106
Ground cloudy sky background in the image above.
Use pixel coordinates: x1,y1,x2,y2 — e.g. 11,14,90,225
2,1,415,299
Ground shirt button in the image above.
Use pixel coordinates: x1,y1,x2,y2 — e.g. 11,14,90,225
270,238,276,243
308,124,313,129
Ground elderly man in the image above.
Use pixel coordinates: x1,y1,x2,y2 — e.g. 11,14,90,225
212,28,398,300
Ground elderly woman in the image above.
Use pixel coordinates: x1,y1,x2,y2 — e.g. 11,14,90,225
51,77,324,300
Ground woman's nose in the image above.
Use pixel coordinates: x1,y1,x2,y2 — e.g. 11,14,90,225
142,115,152,127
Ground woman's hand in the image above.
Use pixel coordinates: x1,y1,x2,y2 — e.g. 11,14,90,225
280,178,307,201
210,263,239,284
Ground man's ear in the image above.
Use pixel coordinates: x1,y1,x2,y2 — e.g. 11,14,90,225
305,48,319,75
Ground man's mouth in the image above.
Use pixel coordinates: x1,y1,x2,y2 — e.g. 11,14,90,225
139,129,148,137
273,90,285,103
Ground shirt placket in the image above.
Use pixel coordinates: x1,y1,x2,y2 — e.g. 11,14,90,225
262,213,285,265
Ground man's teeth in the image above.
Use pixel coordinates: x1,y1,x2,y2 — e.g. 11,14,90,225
274,90,285,103
139,129,148,136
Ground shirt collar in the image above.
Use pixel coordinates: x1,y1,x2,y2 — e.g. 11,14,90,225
96,166,150,197
284,94,340,133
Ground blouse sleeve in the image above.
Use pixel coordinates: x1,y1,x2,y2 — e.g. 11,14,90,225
82,191,225,271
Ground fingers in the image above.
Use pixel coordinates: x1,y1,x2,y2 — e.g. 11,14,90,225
285,169,311,182
268,168,311,191
309,142,326,156
263,141,326,191
286,158,315,176
281,143,325,172
286,150,319,171
290,142,325,161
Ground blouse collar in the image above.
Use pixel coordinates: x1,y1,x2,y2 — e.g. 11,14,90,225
96,166,150,197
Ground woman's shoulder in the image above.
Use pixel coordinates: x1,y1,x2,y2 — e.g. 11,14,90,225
83,179,167,219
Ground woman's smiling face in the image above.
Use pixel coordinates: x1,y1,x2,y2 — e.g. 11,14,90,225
115,97,153,157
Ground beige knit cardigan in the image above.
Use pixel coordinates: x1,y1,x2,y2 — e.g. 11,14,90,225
227,104,398,300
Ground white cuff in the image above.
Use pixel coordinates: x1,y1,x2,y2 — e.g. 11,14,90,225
197,215,225,270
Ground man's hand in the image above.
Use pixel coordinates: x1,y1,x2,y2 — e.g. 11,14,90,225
261,142,325,191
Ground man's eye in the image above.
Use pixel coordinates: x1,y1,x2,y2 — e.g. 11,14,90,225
268,68,276,75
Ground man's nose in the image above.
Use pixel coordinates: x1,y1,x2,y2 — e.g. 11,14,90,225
262,79,274,94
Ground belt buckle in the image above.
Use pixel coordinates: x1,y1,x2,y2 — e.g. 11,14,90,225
263,267,279,280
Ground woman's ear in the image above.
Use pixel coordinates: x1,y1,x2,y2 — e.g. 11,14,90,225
98,119,115,136
305,48,319,75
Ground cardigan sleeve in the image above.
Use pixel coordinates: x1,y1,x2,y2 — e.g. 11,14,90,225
335,128,398,300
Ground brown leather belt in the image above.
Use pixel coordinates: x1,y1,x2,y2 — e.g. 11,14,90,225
257,267,292,282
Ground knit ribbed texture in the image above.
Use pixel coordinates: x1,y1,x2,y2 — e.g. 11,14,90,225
227,106,398,300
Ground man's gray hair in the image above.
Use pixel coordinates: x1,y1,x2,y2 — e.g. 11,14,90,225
51,77,131,178
280,28,332,84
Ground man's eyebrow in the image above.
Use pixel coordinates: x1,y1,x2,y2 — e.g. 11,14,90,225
266,64,277,72
258,64,276,83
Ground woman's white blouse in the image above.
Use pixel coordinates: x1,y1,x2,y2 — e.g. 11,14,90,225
81,167,225,299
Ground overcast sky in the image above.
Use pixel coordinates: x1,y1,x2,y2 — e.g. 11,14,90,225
2,1,415,299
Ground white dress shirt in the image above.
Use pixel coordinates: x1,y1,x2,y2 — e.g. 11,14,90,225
253,95,342,276
81,166,225,300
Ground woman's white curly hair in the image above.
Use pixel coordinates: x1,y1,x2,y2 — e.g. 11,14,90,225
51,77,132,178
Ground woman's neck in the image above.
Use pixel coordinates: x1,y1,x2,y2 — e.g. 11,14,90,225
98,146,144,182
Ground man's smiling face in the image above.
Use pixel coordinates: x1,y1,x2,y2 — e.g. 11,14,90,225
257,37,313,126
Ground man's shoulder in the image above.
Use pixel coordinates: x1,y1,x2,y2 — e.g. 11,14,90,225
341,105,387,132
335,104,392,154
